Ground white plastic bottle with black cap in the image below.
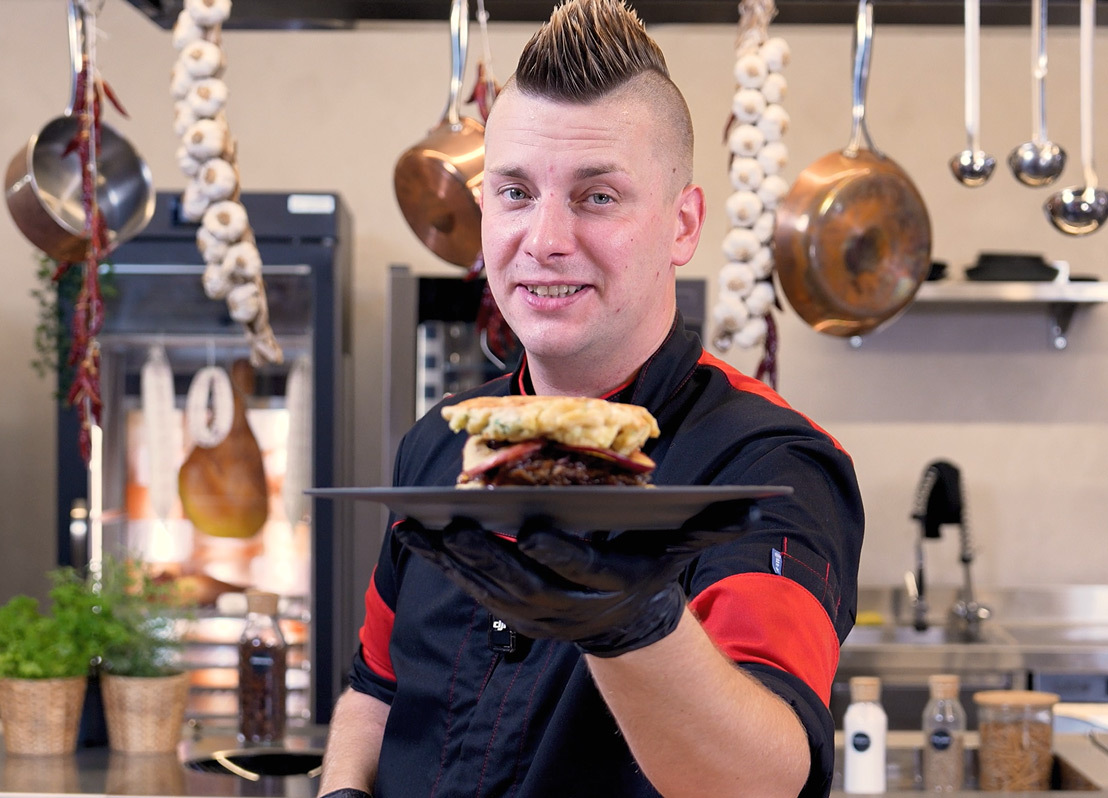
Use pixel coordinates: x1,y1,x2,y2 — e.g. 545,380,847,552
843,676,887,793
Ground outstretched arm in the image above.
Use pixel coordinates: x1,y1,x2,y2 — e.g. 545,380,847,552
317,688,390,797
587,608,810,798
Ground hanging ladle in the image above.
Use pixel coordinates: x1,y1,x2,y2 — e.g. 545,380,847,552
1009,0,1066,186
1045,0,1108,235
949,0,995,186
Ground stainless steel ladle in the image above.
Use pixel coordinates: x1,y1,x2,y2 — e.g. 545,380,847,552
1045,0,1108,235
950,0,995,186
1009,0,1066,186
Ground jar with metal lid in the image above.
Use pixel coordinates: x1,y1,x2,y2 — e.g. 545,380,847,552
973,689,1059,791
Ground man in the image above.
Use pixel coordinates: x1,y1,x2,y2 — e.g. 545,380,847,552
319,1,863,796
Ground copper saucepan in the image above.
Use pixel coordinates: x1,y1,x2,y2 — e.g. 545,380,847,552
394,0,485,269
774,0,931,338
4,0,153,262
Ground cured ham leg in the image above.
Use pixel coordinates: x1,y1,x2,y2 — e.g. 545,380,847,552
178,359,267,538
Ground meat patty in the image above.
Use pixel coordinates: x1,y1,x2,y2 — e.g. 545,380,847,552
476,446,652,488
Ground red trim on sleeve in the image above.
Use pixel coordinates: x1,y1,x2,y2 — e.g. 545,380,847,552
690,572,840,705
697,350,849,456
359,566,397,682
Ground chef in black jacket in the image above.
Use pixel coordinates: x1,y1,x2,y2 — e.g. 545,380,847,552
318,1,864,796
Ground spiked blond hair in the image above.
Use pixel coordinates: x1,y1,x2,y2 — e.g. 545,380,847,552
510,0,694,184
516,0,669,100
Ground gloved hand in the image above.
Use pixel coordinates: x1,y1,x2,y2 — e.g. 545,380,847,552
393,499,759,658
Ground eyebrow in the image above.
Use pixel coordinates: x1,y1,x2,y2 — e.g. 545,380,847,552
486,166,529,180
487,163,625,181
574,163,622,180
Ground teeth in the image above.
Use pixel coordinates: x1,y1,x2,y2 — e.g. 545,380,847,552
527,284,583,297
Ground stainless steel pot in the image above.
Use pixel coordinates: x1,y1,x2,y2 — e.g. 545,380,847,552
4,0,153,262
393,0,484,269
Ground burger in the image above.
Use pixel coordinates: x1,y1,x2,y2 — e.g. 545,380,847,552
441,396,660,488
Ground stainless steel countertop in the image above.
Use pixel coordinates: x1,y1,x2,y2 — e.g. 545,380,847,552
2,725,1107,796
0,723,326,797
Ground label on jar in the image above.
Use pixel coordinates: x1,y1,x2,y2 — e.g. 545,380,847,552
851,732,872,752
930,728,954,751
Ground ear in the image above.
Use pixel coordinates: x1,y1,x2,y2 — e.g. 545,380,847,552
671,183,706,267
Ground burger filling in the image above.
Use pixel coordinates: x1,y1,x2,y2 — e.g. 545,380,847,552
460,439,654,487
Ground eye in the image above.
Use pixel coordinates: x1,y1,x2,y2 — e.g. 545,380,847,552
503,187,529,202
589,192,614,205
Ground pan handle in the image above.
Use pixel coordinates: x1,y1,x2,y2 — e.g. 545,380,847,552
65,0,81,114
444,0,470,127
845,0,878,156
65,1,106,115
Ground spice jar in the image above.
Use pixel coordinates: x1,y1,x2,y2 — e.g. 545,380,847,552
238,590,287,745
973,689,1059,791
921,674,966,791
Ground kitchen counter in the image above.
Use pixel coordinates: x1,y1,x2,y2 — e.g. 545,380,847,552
829,731,1108,796
2,725,1107,796
0,722,326,797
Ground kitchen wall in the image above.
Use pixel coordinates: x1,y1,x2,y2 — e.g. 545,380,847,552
2,1,1106,607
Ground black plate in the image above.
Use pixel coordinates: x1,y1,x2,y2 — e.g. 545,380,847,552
307,485,792,532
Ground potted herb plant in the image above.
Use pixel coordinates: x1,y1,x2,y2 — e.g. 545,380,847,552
0,569,102,755
93,557,192,754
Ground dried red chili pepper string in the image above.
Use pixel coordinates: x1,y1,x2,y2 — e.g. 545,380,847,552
61,7,113,463
754,312,779,390
464,56,518,368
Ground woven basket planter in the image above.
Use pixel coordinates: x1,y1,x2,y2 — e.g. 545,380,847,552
0,675,87,755
101,671,189,754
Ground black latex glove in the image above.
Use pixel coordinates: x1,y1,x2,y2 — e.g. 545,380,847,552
393,499,758,658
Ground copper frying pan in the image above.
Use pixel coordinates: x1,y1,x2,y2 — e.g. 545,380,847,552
774,0,931,338
394,0,484,268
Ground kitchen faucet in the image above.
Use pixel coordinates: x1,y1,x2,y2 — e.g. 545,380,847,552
908,460,990,641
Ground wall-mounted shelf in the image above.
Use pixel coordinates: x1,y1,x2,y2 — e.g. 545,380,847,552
120,0,1108,30
849,280,1108,350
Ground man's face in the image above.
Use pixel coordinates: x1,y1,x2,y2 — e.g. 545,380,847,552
480,86,703,385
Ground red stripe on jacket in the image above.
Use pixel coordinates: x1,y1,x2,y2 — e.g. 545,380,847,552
690,572,840,705
359,567,397,682
697,350,849,457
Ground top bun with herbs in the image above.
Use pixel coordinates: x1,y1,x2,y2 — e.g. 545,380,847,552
442,396,660,489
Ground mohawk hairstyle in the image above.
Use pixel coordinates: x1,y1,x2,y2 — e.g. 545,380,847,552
514,0,670,102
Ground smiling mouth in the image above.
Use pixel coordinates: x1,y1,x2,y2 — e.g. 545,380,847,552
525,284,585,297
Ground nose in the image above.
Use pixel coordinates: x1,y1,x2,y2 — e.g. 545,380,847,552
524,198,576,262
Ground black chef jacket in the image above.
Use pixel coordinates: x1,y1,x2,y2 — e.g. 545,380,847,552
350,314,864,798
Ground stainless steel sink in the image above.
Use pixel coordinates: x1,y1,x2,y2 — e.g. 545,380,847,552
844,624,1015,647
836,585,1108,730
1002,624,1108,647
